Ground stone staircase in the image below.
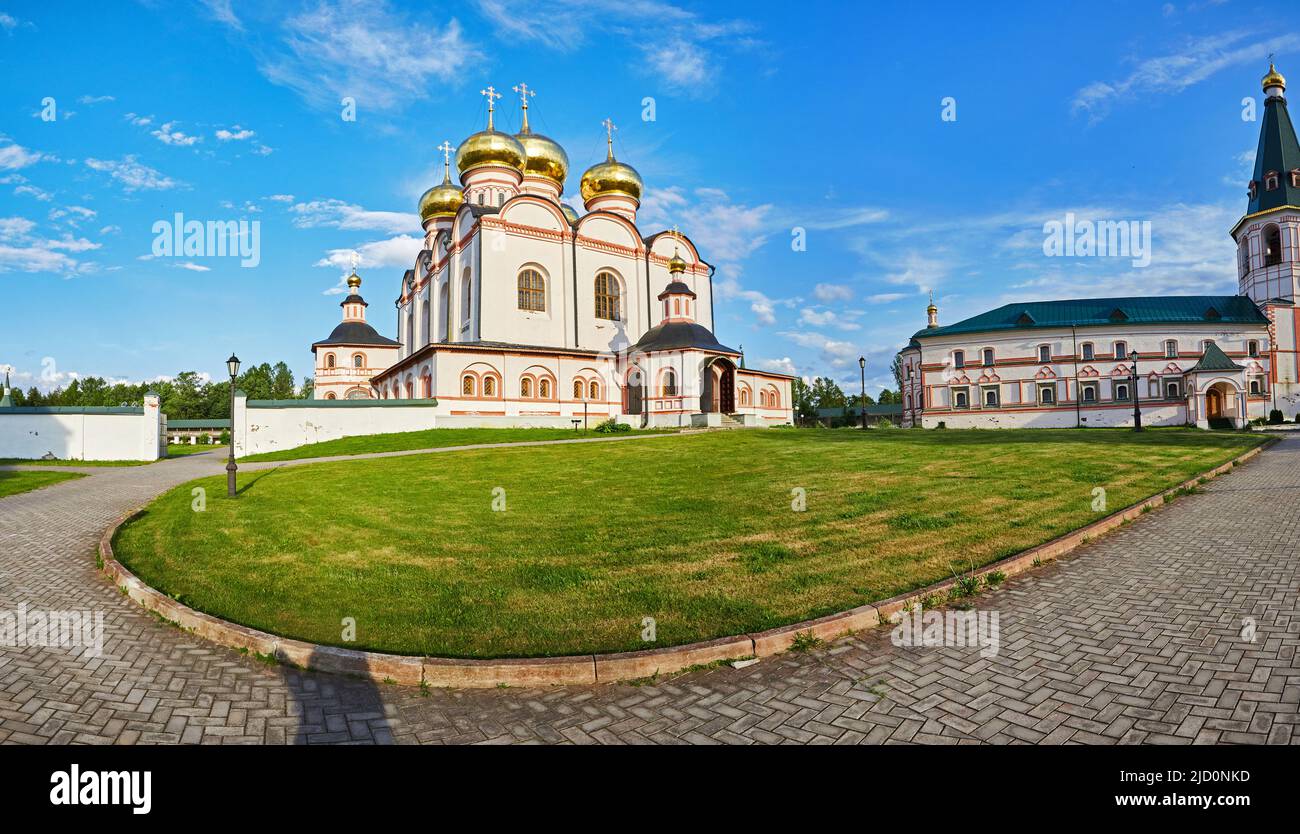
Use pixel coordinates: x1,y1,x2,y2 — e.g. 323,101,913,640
719,413,743,429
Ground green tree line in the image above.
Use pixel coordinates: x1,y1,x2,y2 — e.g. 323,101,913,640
791,377,900,424
5,362,313,419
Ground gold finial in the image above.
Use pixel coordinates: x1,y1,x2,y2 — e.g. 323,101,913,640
667,224,687,273
601,117,617,160
513,82,535,134
437,140,454,181
926,290,937,313
480,85,502,130
1262,62,1286,92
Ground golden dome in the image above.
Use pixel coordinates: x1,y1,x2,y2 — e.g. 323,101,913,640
580,148,643,204
456,129,526,179
516,128,568,188
1262,63,1286,91
667,249,687,274
560,203,580,224
347,270,361,290
418,169,464,222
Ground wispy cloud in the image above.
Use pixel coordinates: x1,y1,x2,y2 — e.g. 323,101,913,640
84,156,181,191
1071,30,1300,123
288,198,417,234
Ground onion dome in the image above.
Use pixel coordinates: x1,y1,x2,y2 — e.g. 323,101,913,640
1262,63,1286,92
418,169,463,222
456,129,526,179
560,203,580,224
580,145,643,203
667,250,688,274
347,270,361,290
514,96,568,189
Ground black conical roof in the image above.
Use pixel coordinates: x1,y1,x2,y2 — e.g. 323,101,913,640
1249,94,1300,214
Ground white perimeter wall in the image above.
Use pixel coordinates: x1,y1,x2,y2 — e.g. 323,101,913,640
0,394,162,461
233,395,442,457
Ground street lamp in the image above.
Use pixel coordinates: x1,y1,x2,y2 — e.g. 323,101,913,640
858,356,867,430
226,353,240,496
1129,348,1142,432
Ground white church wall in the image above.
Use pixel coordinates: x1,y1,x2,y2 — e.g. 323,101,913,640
232,394,440,456
479,226,571,349
0,394,162,461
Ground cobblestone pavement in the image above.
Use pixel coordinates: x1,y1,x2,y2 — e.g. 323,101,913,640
2,438,1297,745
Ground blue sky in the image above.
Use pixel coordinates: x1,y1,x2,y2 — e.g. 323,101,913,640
1,0,1296,395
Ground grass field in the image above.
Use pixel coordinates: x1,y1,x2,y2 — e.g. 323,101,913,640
0,457,147,467
238,426,673,462
114,428,1264,658
0,470,86,498
168,444,225,457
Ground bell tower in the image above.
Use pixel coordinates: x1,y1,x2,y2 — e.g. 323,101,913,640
1233,64,1300,305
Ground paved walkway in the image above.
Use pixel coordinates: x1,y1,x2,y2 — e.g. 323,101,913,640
1,438,1297,745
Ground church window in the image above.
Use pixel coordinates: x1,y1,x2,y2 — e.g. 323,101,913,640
325,353,336,369
1038,344,1051,363
1264,171,1279,191
589,381,599,400
1038,384,1055,405
1248,181,1258,199
1114,383,1129,401
498,191,505,207
439,284,450,341
953,389,969,408
1081,343,1094,361
1164,340,1178,359
522,377,533,398
461,270,473,327
983,387,999,407
517,269,546,311
483,376,496,397
1081,383,1097,403
1240,243,1250,276
1250,378,1261,395
1249,340,1260,357
572,379,582,399
595,272,621,321
1263,225,1282,266
904,392,911,410
462,375,475,396
769,388,779,407
540,378,551,399
353,353,364,368
952,350,965,369
982,348,994,366
477,193,485,205
662,369,677,397
1292,170,1300,188
1114,340,1127,359
741,387,751,406
1166,381,1181,399
325,392,336,399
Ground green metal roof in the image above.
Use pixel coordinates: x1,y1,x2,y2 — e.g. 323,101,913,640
1248,95,1300,215
915,295,1267,339
1186,342,1245,373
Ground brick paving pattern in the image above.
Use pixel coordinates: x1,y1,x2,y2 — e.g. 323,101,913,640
2,438,1297,745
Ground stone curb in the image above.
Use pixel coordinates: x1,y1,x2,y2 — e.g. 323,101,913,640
97,438,1272,689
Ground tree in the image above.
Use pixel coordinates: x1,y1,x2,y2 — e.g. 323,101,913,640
270,362,296,400
877,388,899,404
891,354,903,392
809,377,846,411
791,378,816,425
299,376,314,399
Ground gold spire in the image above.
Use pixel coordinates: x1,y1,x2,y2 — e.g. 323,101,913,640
667,225,687,273
926,290,937,314
602,117,617,160
347,251,361,291
580,117,643,204
438,140,454,179
1262,62,1286,92
480,85,501,130
513,82,535,134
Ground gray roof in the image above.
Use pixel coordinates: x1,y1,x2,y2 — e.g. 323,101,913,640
630,321,738,355
312,321,400,349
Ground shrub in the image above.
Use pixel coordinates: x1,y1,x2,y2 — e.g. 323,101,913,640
218,429,231,444
874,417,893,429
1295,413,1300,424
1269,409,1284,424
594,417,631,434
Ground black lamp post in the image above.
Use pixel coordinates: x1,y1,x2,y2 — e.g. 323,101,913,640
226,353,240,496
1129,348,1142,432
858,356,867,430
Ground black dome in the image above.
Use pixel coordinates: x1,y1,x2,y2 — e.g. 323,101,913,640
630,321,737,354
313,321,400,349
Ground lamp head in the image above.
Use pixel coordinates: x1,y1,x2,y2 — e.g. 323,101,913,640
226,353,241,379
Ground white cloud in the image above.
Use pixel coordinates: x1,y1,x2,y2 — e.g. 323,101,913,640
1071,31,1300,122
84,156,180,191
266,193,295,202
756,356,798,377
216,126,255,141
14,184,51,201
256,0,474,111
0,216,99,275
316,234,423,272
175,262,211,272
0,13,18,31
77,94,115,105
798,307,860,330
124,112,153,127
813,283,854,302
290,198,418,234
777,330,866,369
866,292,908,304
0,141,45,170
200,0,242,30
151,121,203,146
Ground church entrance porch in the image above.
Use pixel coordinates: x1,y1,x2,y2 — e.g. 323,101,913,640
702,357,737,415
1194,379,1245,429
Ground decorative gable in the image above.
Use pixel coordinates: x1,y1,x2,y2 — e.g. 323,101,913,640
1015,311,1035,326
1204,306,1221,321
1107,308,1128,323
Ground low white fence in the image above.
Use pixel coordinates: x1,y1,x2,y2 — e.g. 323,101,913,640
0,393,163,461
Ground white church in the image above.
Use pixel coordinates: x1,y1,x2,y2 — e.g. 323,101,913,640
311,85,794,428
899,65,1300,430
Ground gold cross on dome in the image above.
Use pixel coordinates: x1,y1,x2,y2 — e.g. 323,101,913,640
601,117,618,158
349,250,359,271
512,82,534,108
671,224,681,252
437,140,453,170
481,85,502,128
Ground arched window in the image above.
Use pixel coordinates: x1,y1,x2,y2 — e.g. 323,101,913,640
905,392,912,409
1114,340,1127,359
1081,342,1094,361
1265,171,1280,191
325,392,336,399
462,375,475,396
589,381,599,400
461,269,472,328
952,350,965,369
1038,344,1051,363
573,379,583,399
1164,340,1177,359
325,353,336,369
768,388,780,407
539,378,551,399
1249,340,1260,357
740,387,751,406
518,269,545,311
483,376,496,397
522,377,533,398
439,283,450,341
595,272,620,321
353,353,363,368
954,389,968,408
1240,243,1250,276
662,369,677,396
982,348,994,366
1264,224,1282,266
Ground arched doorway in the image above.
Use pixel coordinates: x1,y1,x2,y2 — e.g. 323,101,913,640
1203,381,1240,428
702,358,736,413
625,367,644,416
1205,388,1224,419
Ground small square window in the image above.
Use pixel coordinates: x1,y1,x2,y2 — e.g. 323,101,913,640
1114,341,1127,359
1082,343,1094,361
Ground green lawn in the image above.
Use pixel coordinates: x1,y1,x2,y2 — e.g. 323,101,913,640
168,444,226,457
114,428,1264,659
0,457,147,467
238,426,673,462
0,470,86,498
